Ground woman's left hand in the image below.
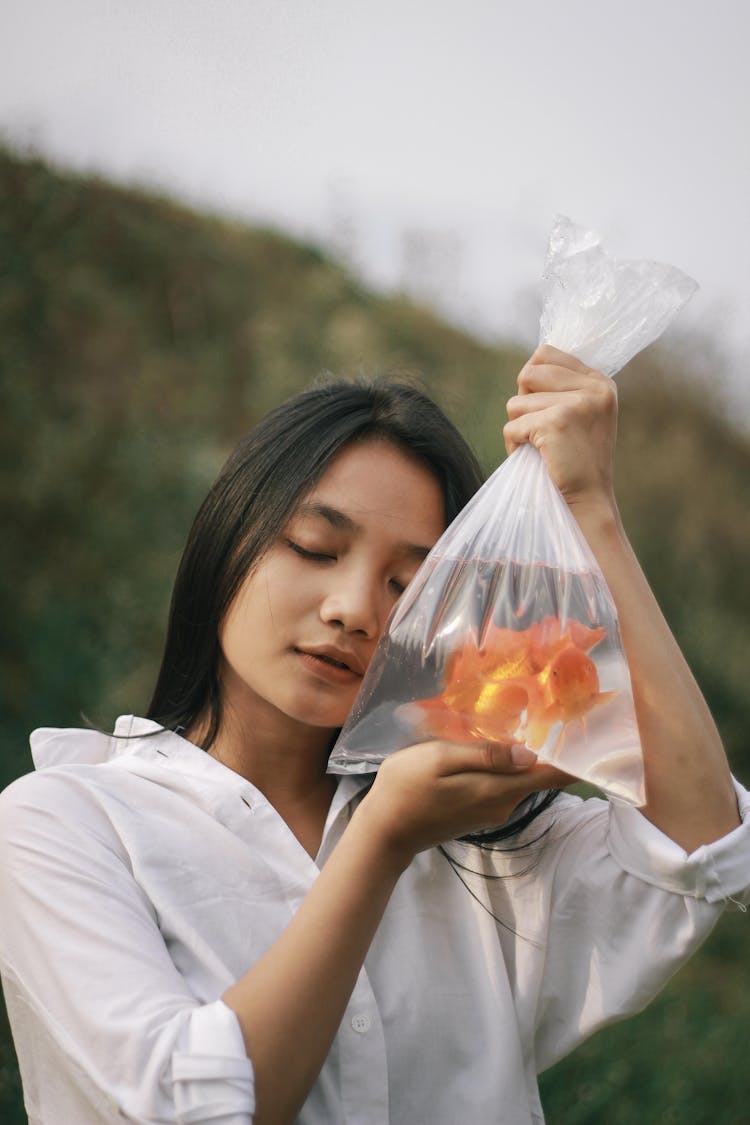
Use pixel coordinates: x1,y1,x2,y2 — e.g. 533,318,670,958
503,344,618,516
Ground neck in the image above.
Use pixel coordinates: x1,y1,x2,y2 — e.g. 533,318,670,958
190,701,338,857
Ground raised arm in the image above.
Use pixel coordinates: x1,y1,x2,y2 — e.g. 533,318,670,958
504,344,739,851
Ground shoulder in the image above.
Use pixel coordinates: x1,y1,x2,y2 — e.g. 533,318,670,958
487,791,621,896
0,763,128,864
515,789,610,849
0,716,168,850
1,764,84,818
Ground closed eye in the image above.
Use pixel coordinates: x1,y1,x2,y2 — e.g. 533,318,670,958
287,538,410,594
285,539,336,563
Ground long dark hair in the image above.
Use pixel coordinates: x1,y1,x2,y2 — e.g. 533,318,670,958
147,374,558,842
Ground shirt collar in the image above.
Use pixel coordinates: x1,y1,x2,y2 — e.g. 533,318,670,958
30,715,370,850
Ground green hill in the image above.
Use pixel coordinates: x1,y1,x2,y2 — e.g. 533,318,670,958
1,146,748,1124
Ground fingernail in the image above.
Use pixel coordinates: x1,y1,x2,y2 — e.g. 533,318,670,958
511,744,537,769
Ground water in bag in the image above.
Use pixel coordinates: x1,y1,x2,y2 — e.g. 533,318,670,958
330,552,644,806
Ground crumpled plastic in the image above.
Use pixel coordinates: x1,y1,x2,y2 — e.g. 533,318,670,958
328,216,697,805
539,215,697,374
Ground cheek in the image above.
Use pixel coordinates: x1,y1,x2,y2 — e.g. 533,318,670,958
220,544,335,666
223,569,311,656
220,586,274,668
261,567,317,629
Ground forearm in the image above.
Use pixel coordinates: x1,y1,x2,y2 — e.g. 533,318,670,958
572,497,739,850
222,804,405,1124
221,734,567,1122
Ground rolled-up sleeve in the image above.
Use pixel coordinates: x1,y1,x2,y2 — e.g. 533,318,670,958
529,779,750,1072
607,778,750,906
172,1000,254,1123
0,772,255,1124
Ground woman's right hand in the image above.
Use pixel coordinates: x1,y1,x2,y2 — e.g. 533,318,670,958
355,740,573,872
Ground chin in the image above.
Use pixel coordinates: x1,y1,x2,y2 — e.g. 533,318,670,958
295,710,347,733
290,702,351,733
282,685,358,731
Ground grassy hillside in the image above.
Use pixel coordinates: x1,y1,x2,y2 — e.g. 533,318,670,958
1,146,748,1123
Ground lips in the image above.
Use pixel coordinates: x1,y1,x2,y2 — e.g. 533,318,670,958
296,645,365,677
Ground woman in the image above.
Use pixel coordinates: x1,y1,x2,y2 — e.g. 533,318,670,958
1,346,748,1125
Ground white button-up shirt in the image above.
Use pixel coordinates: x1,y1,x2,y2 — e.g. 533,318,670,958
1,716,749,1124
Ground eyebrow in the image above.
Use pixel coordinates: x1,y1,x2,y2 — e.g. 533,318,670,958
295,502,434,561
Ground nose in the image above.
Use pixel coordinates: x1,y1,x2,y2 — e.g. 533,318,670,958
319,565,383,639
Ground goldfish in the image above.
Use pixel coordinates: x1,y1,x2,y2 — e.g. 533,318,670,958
406,616,615,753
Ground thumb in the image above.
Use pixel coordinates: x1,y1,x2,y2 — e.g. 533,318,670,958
430,740,539,775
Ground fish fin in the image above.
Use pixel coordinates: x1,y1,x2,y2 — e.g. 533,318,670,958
591,690,618,710
566,620,608,652
402,697,473,743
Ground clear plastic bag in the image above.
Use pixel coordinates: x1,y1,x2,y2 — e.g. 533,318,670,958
328,216,697,805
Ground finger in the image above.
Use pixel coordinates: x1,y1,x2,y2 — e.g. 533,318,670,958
506,390,586,421
528,344,592,373
518,362,609,396
472,760,580,805
504,380,617,457
423,739,540,777
532,765,577,790
430,743,576,792
485,759,572,793
502,406,558,457
502,419,523,459
453,760,571,794
444,760,575,811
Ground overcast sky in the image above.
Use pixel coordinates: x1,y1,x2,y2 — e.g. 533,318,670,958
2,0,748,416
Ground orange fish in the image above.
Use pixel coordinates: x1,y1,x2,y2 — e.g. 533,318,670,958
407,616,615,753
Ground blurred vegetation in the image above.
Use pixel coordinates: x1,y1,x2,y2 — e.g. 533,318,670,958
1,145,748,1122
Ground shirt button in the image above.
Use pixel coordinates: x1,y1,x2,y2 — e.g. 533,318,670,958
351,1013,371,1034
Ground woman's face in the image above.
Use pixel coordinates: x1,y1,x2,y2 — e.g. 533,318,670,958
218,440,447,735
